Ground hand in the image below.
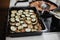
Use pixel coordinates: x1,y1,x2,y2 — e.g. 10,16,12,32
44,9,50,12
30,1,43,11
30,1,57,12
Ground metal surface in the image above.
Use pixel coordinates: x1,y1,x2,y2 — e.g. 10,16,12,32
9,0,29,7
6,32,60,40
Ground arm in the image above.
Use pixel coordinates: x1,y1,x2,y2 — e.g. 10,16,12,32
30,1,43,11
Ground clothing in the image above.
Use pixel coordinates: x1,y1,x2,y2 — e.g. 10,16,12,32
41,17,52,32
39,11,52,32
39,11,52,18
50,16,60,32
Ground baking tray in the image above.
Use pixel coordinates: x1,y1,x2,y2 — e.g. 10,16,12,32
6,7,45,37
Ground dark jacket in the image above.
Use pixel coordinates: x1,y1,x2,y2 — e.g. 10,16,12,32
39,11,53,18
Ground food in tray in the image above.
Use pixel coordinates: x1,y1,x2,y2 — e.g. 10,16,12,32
17,12,23,15
10,18,15,22
22,24,28,27
16,23,20,26
26,14,30,17
21,14,25,18
16,30,21,32
32,21,37,25
25,20,31,24
31,18,38,25
10,23,16,25
31,29,37,32
28,25,33,29
15,18,20,22
18,26,23,30
31,14,36,18
16,13,21,16
10,26,17,31
29,13,34,15
11,14,15,17
23,12,26,15
31,18,36,22
29,10,34,13
25,28,31,32
15,16,20,18
37,23,42,31
20,18,24,20
34,25,38,29
9,9,42,32
18,10,23,13
11,10,17,14
20,21,24,24
26,17,31,20
21,29,25,32
25,10,29,12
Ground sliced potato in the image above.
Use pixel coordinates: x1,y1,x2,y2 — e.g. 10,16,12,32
26,14,30,17
25,20,31,24
25,28,31,32
25,10,29,12
11,14,15,17
18,10,23,13
18,26,23,30
10,26,16,31
10,18,15,22
31,15,36,18
15,18,20,22
29,10,34,13
16,23,20,26
22,24,28,27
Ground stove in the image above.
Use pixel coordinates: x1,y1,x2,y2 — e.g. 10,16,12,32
9,0,33,7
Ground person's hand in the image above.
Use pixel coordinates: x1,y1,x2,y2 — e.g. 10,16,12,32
44,9,50,12
30,1,57,12
30,1,43,11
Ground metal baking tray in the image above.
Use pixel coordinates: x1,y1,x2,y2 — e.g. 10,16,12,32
6,7,46,37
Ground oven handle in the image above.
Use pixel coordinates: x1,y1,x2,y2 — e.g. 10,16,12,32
14,1,21,6
14,1,29,7
14,0,31,6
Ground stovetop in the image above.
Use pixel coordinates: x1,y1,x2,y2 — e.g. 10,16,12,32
9,0,33,7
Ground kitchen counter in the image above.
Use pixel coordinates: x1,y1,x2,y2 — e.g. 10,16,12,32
6,32,60,40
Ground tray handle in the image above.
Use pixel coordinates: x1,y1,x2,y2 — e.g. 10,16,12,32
14,0,29,6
